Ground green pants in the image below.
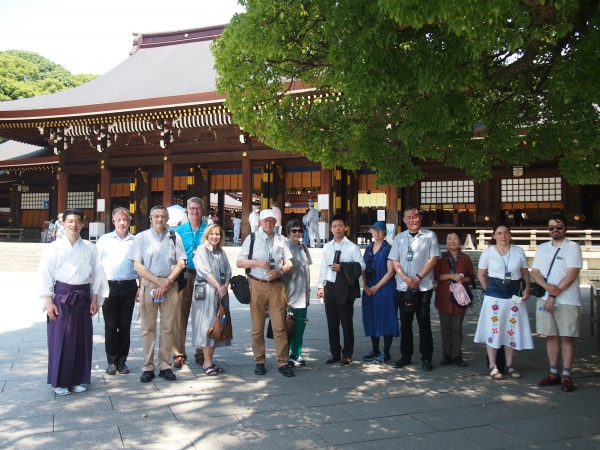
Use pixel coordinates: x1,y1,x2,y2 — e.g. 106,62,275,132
288,307,307,357
439,311,464,358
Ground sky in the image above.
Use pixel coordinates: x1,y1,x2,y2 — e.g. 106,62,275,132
0,0,245,75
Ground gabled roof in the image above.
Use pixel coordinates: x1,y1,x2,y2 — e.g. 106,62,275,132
0,25,226,121
0,140,49,160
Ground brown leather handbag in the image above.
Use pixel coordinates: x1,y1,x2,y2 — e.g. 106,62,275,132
207,298,233,341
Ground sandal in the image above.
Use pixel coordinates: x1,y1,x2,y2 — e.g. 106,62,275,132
211,364,225,373
561,377,574,392
490,366,503,380
203,366,218,376
505,365,522,379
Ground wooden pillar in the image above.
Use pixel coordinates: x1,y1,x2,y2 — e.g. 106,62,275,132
217,190,225,230
130,169,150,234
50,175,58,220
57,171,68,213
320,167,332,226
9,184,19,227
344,170,359,242
163,158,173,206
386,185,399,233
241,150,253,240
566,183,583,227
188,166,211,214
100,167,112,231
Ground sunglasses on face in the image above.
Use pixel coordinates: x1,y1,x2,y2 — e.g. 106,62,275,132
548,225,564,231
290,228,303,234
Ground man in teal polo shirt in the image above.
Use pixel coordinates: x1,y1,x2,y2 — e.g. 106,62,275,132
172,197,207,368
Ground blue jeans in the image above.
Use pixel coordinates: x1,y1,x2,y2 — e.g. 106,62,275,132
486,278,520,299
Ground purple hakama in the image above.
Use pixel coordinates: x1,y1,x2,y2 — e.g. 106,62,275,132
47,281,93,388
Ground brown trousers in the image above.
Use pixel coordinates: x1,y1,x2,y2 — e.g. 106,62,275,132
173,274,194,360
140,279,179,372
249,277,288,367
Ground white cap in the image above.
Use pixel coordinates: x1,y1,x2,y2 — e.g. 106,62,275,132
259,209,277,220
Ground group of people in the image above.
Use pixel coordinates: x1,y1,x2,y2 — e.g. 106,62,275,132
39,201,582,394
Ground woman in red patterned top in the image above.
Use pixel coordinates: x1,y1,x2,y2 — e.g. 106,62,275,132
434,231,475,368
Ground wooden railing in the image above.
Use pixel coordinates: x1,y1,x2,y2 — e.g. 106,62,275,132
476,229,600,251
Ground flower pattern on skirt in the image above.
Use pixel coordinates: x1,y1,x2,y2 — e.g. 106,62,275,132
474,294,534,350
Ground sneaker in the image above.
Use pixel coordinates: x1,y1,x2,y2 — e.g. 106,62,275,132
362,350,378,361
288,355,306,367
70,385,87,393
373,352,391,365
158,369,177,381
54,387,71,396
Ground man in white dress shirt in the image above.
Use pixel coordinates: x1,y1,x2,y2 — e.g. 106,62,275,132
95,207,139,376
130,205,187,383
317,215,365,365
38,208,108,395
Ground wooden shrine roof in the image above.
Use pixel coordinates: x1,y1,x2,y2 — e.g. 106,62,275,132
0,25,226,123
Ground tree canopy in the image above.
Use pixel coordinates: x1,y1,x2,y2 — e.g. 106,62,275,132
0,50,98,102
213,0,600,186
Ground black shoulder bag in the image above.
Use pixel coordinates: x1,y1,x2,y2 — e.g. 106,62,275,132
531,248,561,298
230,233,255,305
169,230,188,292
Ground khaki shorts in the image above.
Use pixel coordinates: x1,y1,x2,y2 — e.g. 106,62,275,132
536,299,581,337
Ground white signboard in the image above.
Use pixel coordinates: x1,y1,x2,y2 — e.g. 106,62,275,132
318,194,329,210
377,209,385,221
97,199,106,213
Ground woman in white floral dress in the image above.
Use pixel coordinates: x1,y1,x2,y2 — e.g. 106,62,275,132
474,222,533,380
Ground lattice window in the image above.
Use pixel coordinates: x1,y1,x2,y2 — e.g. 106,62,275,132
67,192,94,209
420,180,474,203
501,177,561,202
21,193,49,210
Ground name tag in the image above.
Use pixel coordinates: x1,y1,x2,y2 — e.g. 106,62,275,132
192,247,197,258
406,251,413,261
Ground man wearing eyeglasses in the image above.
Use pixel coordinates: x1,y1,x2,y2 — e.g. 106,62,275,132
237,209,294,377
172,197,207,368
531,214,582,393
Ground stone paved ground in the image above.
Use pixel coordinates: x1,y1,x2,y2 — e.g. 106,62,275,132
2,260,600,449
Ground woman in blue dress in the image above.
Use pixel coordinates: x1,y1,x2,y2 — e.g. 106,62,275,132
361,222,399,364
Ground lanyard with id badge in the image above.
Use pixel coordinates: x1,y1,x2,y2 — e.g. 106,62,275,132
497,246,512,285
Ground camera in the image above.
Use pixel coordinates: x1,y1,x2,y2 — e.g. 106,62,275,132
269,259,276,271
365,268,376,277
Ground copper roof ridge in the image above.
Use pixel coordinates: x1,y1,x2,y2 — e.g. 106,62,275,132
130,24,225,55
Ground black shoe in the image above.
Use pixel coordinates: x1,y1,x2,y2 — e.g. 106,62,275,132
254,363,266,375
440,355,453,366
105,364,117,375
453,356,467,367
140,371,155,383
325,355,341,364
158,369,177,381
422,360,433,371
278,365,295,377
117,363,130,374
392,357,412,368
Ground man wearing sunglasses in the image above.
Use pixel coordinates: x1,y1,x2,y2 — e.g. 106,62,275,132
531,214,582,393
